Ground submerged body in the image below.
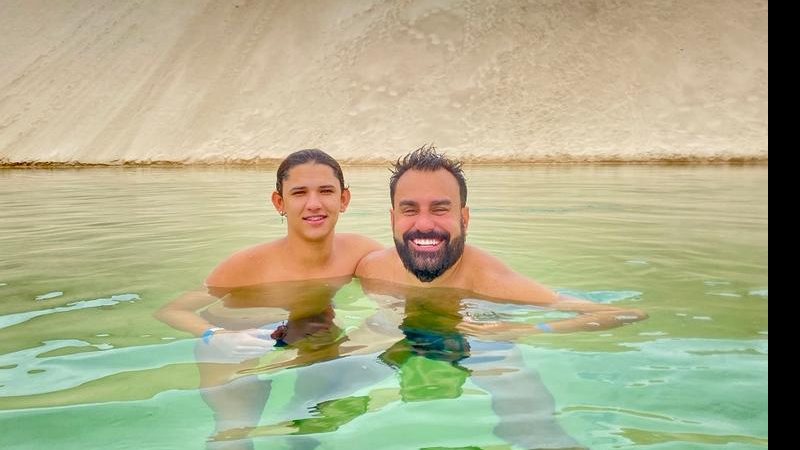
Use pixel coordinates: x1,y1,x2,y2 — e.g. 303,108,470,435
154,150,382,447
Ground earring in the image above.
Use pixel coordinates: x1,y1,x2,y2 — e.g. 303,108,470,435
279,211,286,224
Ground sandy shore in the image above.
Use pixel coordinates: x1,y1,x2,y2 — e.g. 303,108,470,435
0,0,768,165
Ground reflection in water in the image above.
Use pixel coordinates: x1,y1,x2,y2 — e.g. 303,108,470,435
361,281,583,449
0,166,767,449
164,278,591,449
158,277,369,449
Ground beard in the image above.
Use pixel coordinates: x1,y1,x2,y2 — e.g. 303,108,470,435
394,223,466,283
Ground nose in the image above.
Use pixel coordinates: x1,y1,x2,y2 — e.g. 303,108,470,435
414,212,436,232
305,192,322,210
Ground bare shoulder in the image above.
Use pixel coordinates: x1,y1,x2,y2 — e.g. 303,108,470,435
465,245,558,304
464,245,512,273
205,241,280,288
335,233,384,257
355,247,397,279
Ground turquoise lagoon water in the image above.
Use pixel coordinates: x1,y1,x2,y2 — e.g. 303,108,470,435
0,165,767,449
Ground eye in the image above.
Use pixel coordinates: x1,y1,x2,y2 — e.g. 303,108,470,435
432,207,450,215
401,208,418,216
320,188,335,195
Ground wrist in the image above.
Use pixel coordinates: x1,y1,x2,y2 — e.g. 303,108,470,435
201,327,225,344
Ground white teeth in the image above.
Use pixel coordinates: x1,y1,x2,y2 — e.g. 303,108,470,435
412,239,440,246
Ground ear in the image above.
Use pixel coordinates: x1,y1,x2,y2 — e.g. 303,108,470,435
271,191,284,214
461,206,470,231
340,188,352,212
390,207,395,229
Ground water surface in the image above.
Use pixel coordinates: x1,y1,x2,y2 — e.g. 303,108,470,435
0,165,768,449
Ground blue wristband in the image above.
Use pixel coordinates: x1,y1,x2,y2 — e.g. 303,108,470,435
202,327,224,344
536,323,554,333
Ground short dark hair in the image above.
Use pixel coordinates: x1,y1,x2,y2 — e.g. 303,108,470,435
276,149,346,195
389,144,467,207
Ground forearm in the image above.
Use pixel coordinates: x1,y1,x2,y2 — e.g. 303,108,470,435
155,309,218,337
154,289,221,337
459,303,647,340
548,296,648,330
534,305,648,334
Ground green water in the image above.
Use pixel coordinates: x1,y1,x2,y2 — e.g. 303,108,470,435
0,165,767,449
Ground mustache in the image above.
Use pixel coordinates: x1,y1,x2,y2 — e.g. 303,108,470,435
402,229,450,243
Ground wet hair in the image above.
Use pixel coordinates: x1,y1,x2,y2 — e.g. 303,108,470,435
389,144,467,207
275,149,346,195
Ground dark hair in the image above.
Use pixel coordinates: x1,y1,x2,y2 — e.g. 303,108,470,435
276,149,346,195
389,144,467,207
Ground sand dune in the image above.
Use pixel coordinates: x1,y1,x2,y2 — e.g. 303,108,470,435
0,0,768,165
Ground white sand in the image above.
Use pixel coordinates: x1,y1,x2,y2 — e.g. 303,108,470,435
0,0,768,165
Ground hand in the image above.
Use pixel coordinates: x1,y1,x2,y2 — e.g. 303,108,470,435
194,328,275,363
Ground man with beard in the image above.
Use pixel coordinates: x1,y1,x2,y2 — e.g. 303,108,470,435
356,145,647,332
352,145,646,449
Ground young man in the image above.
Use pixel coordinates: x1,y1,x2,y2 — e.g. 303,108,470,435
155,149,384,447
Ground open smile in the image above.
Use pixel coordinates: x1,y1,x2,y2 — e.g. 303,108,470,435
408,237,445,252
303,214,328,224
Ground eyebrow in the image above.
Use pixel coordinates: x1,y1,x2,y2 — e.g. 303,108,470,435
288,184,336,193
397,199,452,208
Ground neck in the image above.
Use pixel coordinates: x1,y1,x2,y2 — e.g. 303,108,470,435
283,232,336,268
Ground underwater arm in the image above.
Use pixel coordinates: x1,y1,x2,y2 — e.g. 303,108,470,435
460,295,646,339
464,266,648,338
154,288,223,337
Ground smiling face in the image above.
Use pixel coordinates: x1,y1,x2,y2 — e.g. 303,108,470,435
391,169,469,282
272,162,350,242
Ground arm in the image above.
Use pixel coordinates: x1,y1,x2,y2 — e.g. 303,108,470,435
156,242,274,337
535,294,647,333
464,256,647,337
153,288,223,337
460,294,646,339
156,288,278,365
